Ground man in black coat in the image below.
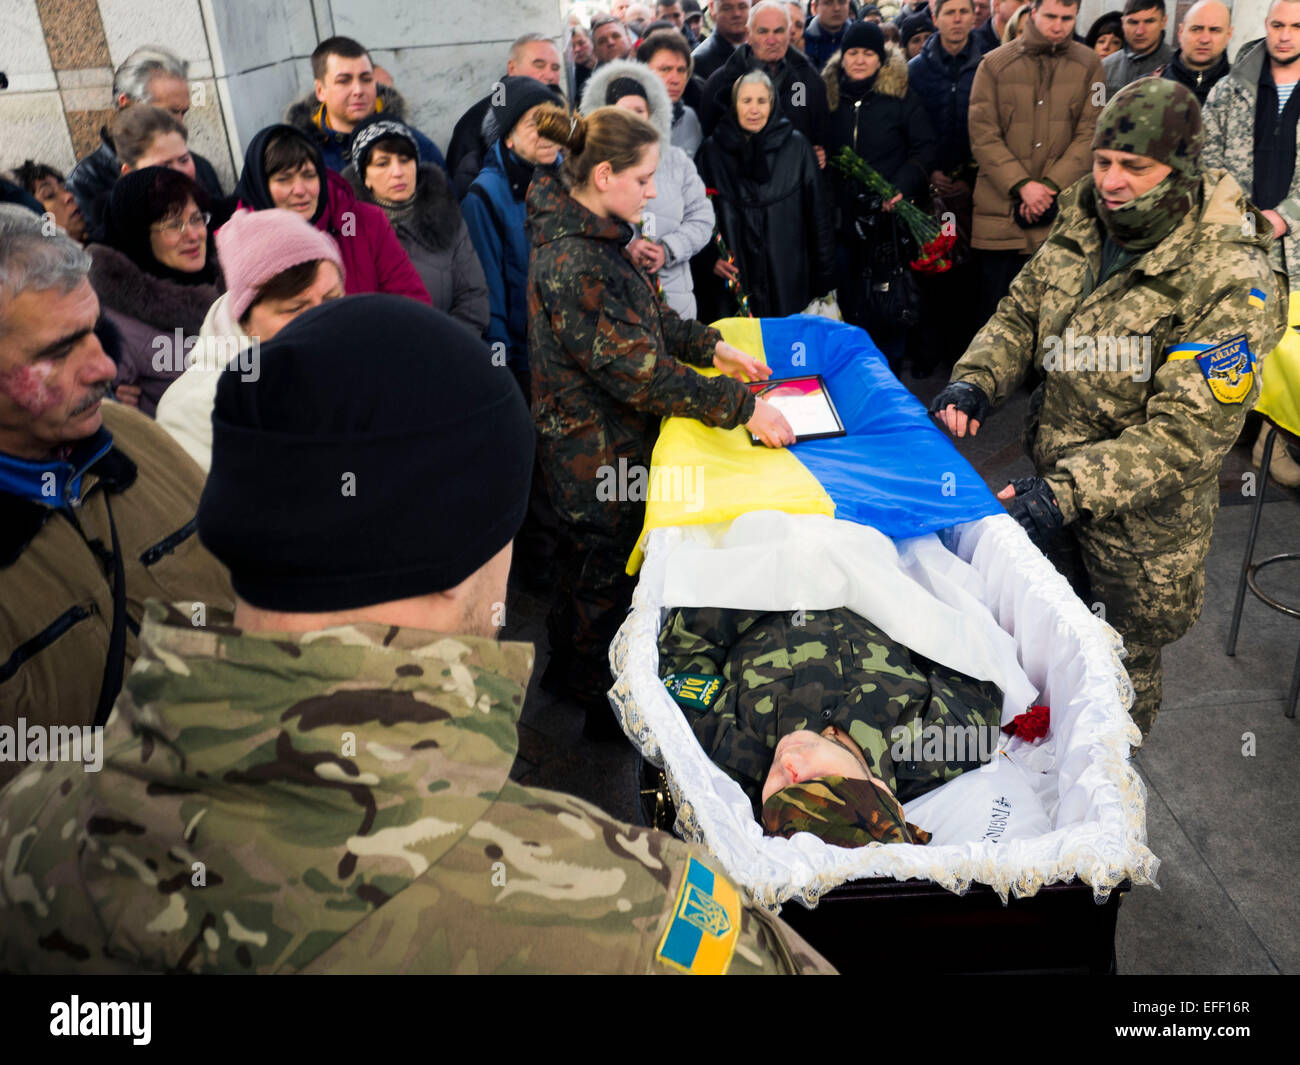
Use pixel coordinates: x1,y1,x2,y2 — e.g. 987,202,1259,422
693,0,754,79
700,1,830,162
66,46,224,243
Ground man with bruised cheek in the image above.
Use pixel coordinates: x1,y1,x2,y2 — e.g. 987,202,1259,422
0,206,231,780
0,281,116,460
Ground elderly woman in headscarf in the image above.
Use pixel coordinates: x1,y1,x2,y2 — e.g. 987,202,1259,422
344,115,490,335
86,166,220,417
581,58,715,319
695,69,834,319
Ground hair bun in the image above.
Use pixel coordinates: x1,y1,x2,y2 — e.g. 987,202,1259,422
535,104,585,154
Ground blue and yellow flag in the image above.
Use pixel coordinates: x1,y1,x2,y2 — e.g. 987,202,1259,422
629,316,1003,572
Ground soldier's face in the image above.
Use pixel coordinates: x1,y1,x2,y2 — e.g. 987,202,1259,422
761,728,872,804
596,143,659,224
0,280,116,461
1092,149,1173,209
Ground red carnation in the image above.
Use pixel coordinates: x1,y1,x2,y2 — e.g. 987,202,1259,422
1002,704,1050,742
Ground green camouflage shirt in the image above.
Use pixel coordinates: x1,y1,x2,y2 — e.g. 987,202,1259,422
658,607,1003,809
951,171,1286,581
0,603,832,974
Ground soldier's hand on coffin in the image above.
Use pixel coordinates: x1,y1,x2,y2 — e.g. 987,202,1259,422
997,477,1066,548
713,341,772,382
929,380,989,437
747,398,796,448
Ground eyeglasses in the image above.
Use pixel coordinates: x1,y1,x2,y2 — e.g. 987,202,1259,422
153,211,210,238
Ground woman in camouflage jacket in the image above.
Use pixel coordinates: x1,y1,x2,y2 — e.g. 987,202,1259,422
525,104,794,726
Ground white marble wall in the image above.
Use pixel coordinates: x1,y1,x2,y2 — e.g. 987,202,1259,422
0,0,77,172
199,0,319,178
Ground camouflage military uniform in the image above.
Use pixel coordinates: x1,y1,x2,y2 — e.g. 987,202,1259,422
526,171,756,697
657,606,1003,809
950,171,1286,735
0,603,833,974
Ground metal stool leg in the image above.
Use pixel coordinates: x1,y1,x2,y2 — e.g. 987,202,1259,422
1226,425,1277,655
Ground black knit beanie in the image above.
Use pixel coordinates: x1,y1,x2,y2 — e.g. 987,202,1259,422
606,76,649,106
491,76,564,142
841,21,887,67
198,295,535,612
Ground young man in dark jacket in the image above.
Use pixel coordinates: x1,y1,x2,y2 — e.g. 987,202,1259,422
693,0,753,78
803,0,855,70
284,36,446,174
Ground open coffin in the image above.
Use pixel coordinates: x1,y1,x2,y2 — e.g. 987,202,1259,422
607,316,1160,910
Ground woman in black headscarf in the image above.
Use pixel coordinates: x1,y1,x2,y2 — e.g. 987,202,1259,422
695,70,834,320
86,166,220,417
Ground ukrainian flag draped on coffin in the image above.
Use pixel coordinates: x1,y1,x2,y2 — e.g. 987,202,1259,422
628,316,1005,573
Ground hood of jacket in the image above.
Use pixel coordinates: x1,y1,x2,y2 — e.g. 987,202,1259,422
344,162,464,252
526,169,634,252
1221,38,1265,101
579,58,673,143
87,243,217,335
823,44,908,111
284,82,415,140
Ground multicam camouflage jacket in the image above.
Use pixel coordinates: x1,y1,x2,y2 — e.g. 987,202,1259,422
951,170,1286,583
525,170,756,529
657,606,1003,809
1203,41,1300,290
0,603,832,974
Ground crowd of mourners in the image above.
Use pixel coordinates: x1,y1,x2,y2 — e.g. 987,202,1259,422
0,0,1297,974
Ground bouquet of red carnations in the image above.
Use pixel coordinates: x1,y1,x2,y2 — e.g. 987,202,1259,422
831,147,957,275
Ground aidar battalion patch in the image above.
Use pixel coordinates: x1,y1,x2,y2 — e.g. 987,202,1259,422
1164,334,1255,404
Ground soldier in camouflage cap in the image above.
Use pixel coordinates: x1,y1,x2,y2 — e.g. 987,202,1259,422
658,606,1003,815
762,774,932,848
0,296,833,975
932,76,1287,739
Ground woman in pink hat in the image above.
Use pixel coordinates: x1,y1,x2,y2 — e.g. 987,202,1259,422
154,208,346,470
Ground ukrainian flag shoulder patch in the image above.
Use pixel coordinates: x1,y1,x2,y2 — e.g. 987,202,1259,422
1164,334,1255,404
656,856,741,974
1249,287,1267,309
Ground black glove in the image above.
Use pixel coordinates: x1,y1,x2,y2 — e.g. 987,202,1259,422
928,380,990,425
1003,476,1066,549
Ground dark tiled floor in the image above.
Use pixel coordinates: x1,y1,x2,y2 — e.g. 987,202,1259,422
505,362,1300,974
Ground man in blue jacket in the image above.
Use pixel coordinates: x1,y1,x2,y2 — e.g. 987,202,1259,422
803,0,854,70
463,77,564,401
285,37,446,174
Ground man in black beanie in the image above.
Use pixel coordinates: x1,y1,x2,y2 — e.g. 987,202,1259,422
0,294,835,975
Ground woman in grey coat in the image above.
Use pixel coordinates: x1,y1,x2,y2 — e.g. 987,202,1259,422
580,58,715,320
344,116,490,336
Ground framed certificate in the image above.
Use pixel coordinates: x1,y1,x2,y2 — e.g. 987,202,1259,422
747,375,846,445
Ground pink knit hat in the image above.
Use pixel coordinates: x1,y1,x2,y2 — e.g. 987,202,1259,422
216,208,346,323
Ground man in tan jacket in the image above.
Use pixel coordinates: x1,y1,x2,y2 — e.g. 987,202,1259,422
0,206,232,788
968,0,1105,318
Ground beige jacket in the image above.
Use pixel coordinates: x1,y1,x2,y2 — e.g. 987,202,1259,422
968,18,1104,253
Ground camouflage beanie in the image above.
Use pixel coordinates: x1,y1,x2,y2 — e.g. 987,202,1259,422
1091,79,1203,250
761,776,932,848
